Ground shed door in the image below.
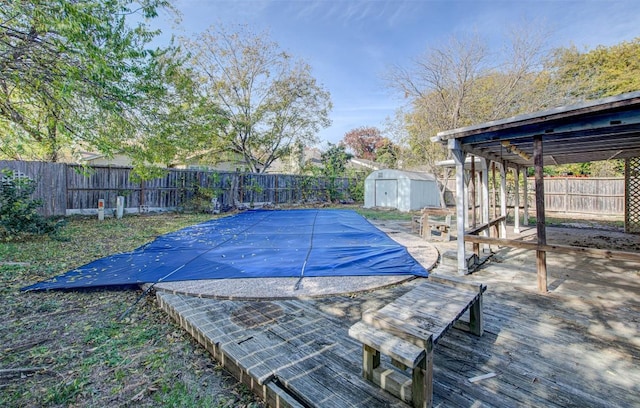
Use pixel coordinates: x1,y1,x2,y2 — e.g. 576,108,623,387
375,179,398,208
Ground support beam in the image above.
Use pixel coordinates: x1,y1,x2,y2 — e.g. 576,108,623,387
470,158,479,257
534,135,547,293
480,159,490,254
499,162,507,238
449,139,468,275
523,167,529,226
514,166,521,234
464,174,469,229
470,155,476,228
491,162,497,218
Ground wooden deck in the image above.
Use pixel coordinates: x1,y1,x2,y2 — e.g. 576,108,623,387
156,222,640,407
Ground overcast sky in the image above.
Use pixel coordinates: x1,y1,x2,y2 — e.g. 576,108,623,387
150,0,640,146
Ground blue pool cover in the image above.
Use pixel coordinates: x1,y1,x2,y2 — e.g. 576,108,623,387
22,209,428,291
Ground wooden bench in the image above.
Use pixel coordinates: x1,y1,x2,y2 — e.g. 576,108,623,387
348,276,487,408
411,208,452,241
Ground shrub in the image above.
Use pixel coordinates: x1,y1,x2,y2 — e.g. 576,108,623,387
348,176,365,203
176,173,223,214
0,169,64,239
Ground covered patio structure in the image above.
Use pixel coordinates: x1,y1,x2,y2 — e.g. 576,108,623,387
432,91,640,292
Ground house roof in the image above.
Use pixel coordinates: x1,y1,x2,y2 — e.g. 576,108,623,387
431,91,640,167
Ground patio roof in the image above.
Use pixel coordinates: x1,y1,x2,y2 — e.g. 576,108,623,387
430,91,640,289
432,91,640,167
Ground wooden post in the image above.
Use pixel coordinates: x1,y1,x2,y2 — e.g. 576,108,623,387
499,162,507,239
481,159,490,254
363,344,380,382
139,179,145,213
534,136,548,293
470,155,476,228
472,162,480,257
449,139,468,275
523,167,529,226
564,176,569,213
97,199,105,221
514,166,521,234
469,295,484,336
412,346,432,408
491,162,497,218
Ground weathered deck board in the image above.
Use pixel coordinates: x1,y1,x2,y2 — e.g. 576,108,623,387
157,221,640,408
158,293,406,407
364,282,478,343
158,275,640,408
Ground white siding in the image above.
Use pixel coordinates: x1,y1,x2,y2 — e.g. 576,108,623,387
364,169,441,211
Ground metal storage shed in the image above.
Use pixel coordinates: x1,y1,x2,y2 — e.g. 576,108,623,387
364,169,441,211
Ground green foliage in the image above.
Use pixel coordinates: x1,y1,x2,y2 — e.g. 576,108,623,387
590,160,624,177
177,173,223,214
295,175,318,202
0,0,175,166
318,143,352,201
245,179,265,205
152,381,217,406
540,160,624,177
45,378,89,405
346,170,368,203
130,58,230,174
0,169,64,239
320,143,352,177
375,138,399,168
549,38,640,100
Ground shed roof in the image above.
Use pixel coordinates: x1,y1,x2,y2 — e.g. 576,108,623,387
432,91,640,167
367,169,437,181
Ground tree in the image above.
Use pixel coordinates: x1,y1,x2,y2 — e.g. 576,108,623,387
0,0,174,164
342,126,384,160
547,38,640,100
382,108,427,170
374,137,399,168
386,25,553,203
319,143,352,202
388,25,552,133
387,33,488,130
131,56,229,176
183,25,332,173
385,33,488,201
320,143,352,177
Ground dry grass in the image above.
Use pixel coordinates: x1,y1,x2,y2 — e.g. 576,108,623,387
0,213,264,407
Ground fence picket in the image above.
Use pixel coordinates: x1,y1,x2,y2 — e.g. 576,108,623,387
0,161,357,216
1,161,624,218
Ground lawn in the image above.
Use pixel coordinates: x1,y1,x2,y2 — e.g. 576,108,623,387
0,213,264,407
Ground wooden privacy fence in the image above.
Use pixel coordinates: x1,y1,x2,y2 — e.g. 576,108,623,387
532,177,624,215
0,160,357,217
447,175,624,217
